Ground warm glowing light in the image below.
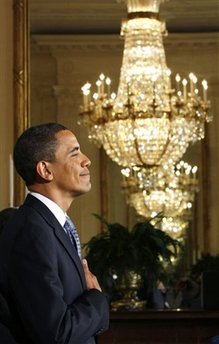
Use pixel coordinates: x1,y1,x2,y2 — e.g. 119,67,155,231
121,161,199,220
79,0,211,167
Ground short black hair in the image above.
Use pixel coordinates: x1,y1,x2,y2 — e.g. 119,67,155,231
13,122,68,186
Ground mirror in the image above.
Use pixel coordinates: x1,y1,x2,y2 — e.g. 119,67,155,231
14,0,216,267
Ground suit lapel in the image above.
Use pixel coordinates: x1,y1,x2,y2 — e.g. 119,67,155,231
23,194,86,289
53,224,86,288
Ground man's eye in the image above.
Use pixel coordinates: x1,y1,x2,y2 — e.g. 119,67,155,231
70,147,80,156
71,151,79,157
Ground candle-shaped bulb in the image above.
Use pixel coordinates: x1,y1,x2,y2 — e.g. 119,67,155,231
105,77,111,98
193,74,197,84
166,68,171,77
175,74,181,83
96,80,101,87
202,79,208,101
111,92,116,100
96,80,101,96
81,82,91,94
83,89,90,96
83,89,90,111
182,78,187,100
189,73,195,94
106,77,111,85
189,72,195,81
81,83,91,110
202,79,208,89
175,74,181,92
93,92,98,100
166,68,172,90
189,73,197,84
99,74,105,94
192,165,198,174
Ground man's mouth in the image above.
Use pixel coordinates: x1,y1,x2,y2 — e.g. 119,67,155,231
80,173,90,177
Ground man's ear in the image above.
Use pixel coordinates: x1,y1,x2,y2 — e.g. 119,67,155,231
35,161,53,181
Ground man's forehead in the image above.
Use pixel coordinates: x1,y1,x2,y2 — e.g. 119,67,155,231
55,130,80,147
56,129,77,140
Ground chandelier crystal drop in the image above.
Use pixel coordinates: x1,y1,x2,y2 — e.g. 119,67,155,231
79,0,211,168
121,160,199,219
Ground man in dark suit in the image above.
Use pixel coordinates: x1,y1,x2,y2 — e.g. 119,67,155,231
0,123,109,343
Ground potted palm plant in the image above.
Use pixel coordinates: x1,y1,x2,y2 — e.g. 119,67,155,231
83,214,179,310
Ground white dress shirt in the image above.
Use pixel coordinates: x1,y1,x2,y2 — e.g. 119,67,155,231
29,192,66,229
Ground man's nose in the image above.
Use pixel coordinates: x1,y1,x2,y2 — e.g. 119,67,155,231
81,153,91,167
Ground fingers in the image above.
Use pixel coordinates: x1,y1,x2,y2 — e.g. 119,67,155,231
82,259,102,292
82,259,89,272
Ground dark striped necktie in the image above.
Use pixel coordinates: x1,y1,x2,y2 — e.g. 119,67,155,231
64,216,81,258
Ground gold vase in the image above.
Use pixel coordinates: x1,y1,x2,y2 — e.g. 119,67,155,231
111,271,147,311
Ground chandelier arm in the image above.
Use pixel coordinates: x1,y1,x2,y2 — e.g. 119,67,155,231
156,135,171,165
133,136,150,166
103,126,122,162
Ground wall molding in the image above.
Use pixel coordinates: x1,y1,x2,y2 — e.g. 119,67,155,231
31,32,219,52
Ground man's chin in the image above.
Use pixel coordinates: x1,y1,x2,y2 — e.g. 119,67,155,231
74,184,91,197
85,184,92,193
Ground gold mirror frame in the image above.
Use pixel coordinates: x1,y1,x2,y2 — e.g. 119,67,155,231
13,0,29,205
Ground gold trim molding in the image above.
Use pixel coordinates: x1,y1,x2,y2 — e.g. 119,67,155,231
13,0,30,205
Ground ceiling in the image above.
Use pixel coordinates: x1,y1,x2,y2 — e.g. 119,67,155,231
30,0,219,35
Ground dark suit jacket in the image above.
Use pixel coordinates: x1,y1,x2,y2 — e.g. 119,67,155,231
0,322,17,343
0,194,109,343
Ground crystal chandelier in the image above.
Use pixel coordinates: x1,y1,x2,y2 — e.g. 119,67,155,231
121,160,199,219
79,0,211,168
156,216,189,240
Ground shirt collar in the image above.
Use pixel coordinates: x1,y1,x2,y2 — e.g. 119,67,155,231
29,192,66,227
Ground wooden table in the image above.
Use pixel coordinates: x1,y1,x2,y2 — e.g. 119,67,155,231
99,309,219,344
